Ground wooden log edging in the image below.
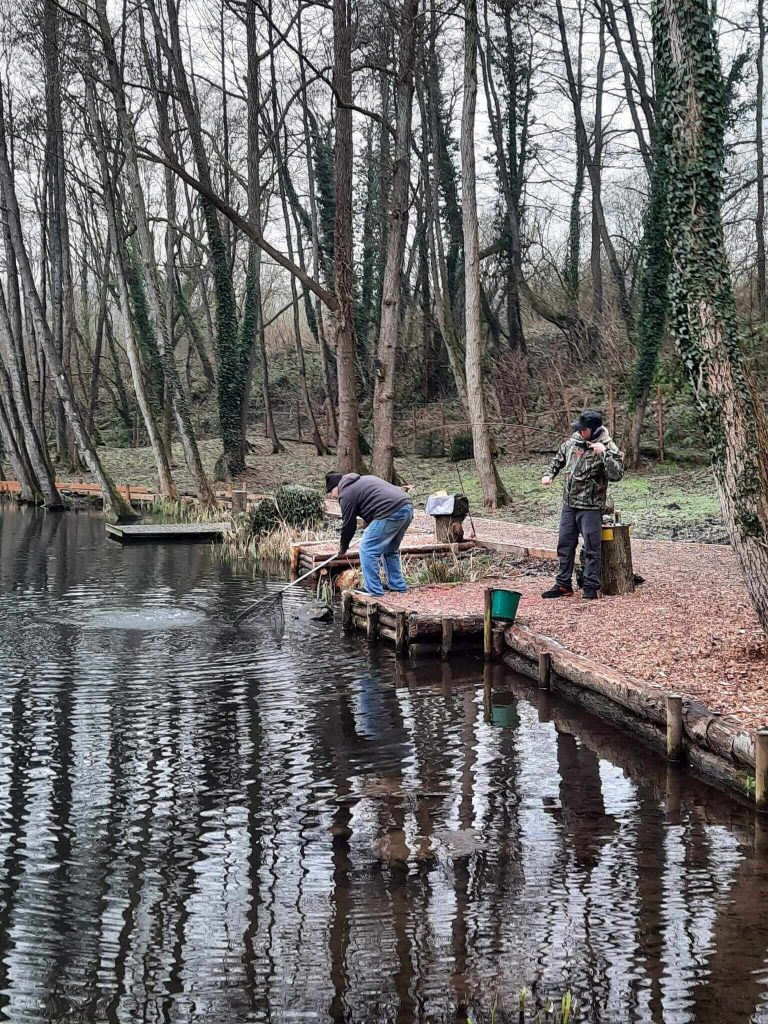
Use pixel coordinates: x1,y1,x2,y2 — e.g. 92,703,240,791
504,623,758,800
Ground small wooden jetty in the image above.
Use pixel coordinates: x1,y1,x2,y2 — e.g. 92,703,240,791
105,522,230,543
341,587,486,658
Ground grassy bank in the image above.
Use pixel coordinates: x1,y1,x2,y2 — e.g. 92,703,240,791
94,434,723,543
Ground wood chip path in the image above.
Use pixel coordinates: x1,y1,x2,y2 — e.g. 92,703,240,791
325,502,768,729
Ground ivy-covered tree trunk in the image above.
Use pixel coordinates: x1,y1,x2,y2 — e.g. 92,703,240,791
655,0,768,630
333,0,361,474
244,0,282,457
84,72,177,501
624,53,671,471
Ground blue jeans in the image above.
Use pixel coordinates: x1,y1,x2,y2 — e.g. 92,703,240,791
359,504,414,596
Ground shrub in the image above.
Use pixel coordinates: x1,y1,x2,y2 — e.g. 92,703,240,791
248,497,281,536
450,431,474,462
274,485,325,528
415,431,445,458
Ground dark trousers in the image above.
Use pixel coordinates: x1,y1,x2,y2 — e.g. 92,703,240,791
555,506,602,591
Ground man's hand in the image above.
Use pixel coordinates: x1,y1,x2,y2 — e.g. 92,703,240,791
541,475,552,486
590,442,606,455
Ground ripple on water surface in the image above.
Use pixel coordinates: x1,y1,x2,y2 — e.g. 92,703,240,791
81,606,208,630
0,505,766,1024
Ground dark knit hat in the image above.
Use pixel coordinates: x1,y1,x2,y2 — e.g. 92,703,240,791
577,410,603,434
325,472,343,493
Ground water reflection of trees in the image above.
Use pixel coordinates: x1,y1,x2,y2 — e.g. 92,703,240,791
1,510,768,1022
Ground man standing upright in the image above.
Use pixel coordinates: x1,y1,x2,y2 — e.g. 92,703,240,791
325,472,414,597
541,410,624,600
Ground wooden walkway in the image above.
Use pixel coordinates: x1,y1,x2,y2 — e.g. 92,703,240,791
105,522,230,543
341,587,486,658
0,479,263,509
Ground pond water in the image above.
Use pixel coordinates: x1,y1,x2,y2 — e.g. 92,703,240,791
1,505,768,1024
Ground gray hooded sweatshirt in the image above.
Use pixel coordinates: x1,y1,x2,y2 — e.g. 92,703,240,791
338,474,412,551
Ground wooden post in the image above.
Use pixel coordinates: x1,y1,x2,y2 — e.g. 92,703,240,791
537,651,552,691
656,384,665,463
492,625,505,658
296,400,302,441
342,591,354,630
756,729,768,813
441,618,454,659
290,545,301,574
537,692,551,724
124,483,131,505
483,588,493,660
483,662,493,721
755,815,768,857
601,524,635,595
395,610,408,656
665,764,683,824
232,489,247,513
440,404,446,455
666,694,683,762
366,602,379,642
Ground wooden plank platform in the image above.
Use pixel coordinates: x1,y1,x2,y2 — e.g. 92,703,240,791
105,522,230,543
0,479,267,508
341,587,485,658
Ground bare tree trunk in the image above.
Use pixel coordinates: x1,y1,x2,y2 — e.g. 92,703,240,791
371,0,419,481
556,0,635,340
461,0,508,508
95,0,214,506
267,10,327,457
0,364,39,501
0,186,60,505
156,0,245,476
757,0,766,320
0,88,133,522
83,73,178,500
591,1,606,332
87,239,111,434
298,11,337,446
175,275,215,389
244,0,282,456
0,286,61,506
333,0,361,473
415,71,469,413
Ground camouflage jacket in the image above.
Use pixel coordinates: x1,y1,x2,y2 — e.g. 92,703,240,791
547,426,624,509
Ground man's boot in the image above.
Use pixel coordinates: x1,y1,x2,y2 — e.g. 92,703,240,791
542,585,574,599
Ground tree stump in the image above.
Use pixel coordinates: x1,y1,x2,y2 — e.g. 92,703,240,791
600,524,635,595
432,494,470,543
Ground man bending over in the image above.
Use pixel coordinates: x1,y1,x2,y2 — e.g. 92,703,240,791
541,410,624,600
325,473,414,597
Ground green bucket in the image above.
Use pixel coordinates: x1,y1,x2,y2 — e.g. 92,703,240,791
490,699,519,729
491,588,522,623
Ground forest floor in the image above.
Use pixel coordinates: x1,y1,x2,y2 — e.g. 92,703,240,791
97,433,724,542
